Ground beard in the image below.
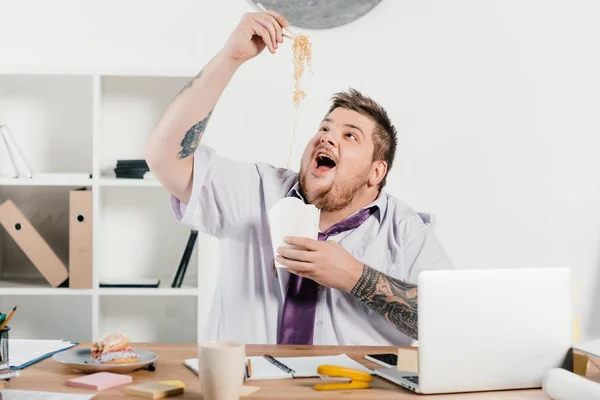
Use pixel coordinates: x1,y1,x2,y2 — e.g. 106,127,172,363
299,166,371,212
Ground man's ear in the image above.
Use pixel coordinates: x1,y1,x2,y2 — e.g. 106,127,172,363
369,160,387,186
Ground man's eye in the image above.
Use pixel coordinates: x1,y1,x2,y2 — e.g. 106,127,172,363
346,133,356,140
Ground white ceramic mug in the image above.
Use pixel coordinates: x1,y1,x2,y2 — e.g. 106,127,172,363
198,340,246,400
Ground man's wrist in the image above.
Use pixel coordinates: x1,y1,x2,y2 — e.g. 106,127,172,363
343,260,366,293
215,48,245,70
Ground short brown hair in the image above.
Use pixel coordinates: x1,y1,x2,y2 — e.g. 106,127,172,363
327,88,398,188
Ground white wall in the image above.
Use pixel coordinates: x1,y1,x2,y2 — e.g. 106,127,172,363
2,0,600,341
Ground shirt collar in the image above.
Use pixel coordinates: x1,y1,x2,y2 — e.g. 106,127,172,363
286,179,387,223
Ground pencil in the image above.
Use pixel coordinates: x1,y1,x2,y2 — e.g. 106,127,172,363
0,305,17,330
248,359,252,378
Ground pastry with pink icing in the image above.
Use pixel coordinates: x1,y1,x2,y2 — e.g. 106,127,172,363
92,333,140,364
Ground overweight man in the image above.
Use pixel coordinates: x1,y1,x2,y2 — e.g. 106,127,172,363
145,9,453,346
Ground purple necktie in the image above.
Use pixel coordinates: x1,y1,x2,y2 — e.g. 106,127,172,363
277,206,377,345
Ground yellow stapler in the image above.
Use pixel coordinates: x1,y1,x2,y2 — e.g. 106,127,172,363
313,365,372,390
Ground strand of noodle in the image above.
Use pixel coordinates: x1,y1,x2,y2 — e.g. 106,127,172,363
286,103,300,169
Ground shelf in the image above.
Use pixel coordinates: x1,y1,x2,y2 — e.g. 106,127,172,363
0,67,198,78
98,277,197,296
0,295,93,341
0,176,92,187
98,287,197,296
0,278,93,295
99,178,161,187
0,75,93,175
99,296,197,343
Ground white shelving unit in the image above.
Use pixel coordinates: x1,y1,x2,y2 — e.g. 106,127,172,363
0,68,218,344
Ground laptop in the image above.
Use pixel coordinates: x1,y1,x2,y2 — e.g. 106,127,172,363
374,267,573,394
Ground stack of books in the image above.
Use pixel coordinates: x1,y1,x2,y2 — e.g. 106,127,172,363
114,160,151,179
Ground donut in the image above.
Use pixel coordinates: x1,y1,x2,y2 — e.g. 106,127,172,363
92,333,140,364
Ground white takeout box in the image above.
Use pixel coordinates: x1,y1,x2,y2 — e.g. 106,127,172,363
268,197,320,268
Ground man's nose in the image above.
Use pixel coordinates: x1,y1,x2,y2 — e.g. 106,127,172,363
320,131,337,147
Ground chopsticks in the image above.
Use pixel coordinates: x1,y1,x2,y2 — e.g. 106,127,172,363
255,3,298,39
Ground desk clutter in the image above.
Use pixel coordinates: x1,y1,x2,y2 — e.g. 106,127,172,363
2,335,600,398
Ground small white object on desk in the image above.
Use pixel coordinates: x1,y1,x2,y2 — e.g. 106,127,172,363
542,368,600,400
268,197,319,269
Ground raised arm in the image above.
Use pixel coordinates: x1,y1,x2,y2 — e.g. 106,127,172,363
350,265,418,340
145,10,290,204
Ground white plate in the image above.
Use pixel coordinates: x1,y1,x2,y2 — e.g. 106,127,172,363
52,348,158,374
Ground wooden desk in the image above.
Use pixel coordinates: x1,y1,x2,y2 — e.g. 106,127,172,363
5,343,600,399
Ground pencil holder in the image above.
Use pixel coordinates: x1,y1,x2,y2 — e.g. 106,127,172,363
0,326,9,367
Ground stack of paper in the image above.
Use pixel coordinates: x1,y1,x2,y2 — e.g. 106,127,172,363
0,390,95,400
9,339,77,369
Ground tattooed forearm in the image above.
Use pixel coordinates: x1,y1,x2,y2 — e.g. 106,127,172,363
350,265,418,340
177,69,203,96
177,110,213,159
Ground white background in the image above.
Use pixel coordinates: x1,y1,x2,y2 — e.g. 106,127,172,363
1,0,600,341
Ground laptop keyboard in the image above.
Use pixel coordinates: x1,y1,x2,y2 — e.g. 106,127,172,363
404,376,419,384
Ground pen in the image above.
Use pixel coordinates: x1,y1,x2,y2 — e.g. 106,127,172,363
0,305,17,330
263,354,295,375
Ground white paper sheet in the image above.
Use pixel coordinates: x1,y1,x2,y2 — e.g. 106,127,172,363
8,339,77,368
0,390,95,400
268,197,320,268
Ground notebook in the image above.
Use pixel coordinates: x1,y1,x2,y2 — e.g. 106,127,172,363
184,354,373,380
65,372,133,391
9,339,78,370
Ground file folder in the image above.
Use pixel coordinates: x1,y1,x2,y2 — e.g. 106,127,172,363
69,188,93,289
0,200,69,287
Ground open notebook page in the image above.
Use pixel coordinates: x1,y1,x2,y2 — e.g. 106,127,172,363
185,354,373,380
9,339,76,368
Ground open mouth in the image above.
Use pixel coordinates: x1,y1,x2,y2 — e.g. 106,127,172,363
315,152,337,172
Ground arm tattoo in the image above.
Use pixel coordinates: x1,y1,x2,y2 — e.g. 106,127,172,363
177,110,213,159
350,265,418,340
178,69,203,96
175,68,214,160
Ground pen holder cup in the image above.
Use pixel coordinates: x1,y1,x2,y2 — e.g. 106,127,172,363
0,326,9,366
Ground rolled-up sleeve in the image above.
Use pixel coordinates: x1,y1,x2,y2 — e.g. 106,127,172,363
170,144,260,239
398,212,454,283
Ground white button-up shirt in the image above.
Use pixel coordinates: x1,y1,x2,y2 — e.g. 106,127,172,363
171,145,453,345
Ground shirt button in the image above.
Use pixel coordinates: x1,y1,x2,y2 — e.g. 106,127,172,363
316,320,323,327
318,285,324,291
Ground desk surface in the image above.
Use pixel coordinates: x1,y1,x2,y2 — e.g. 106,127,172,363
5,343,600,399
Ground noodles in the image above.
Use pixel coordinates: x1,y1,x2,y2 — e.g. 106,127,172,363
292,33,312,108
287,33,312,168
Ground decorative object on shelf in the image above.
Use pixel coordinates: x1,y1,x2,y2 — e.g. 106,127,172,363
0,200,69,288
0,124,32,179
171,230,197,288
249,0,383,29
114,159,150,179
69,188,93,289
98,278,160,288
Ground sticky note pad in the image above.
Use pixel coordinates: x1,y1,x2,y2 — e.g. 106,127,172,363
159,380,185,388
124,382,184,399
65,372,133,391
397,347,418,373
